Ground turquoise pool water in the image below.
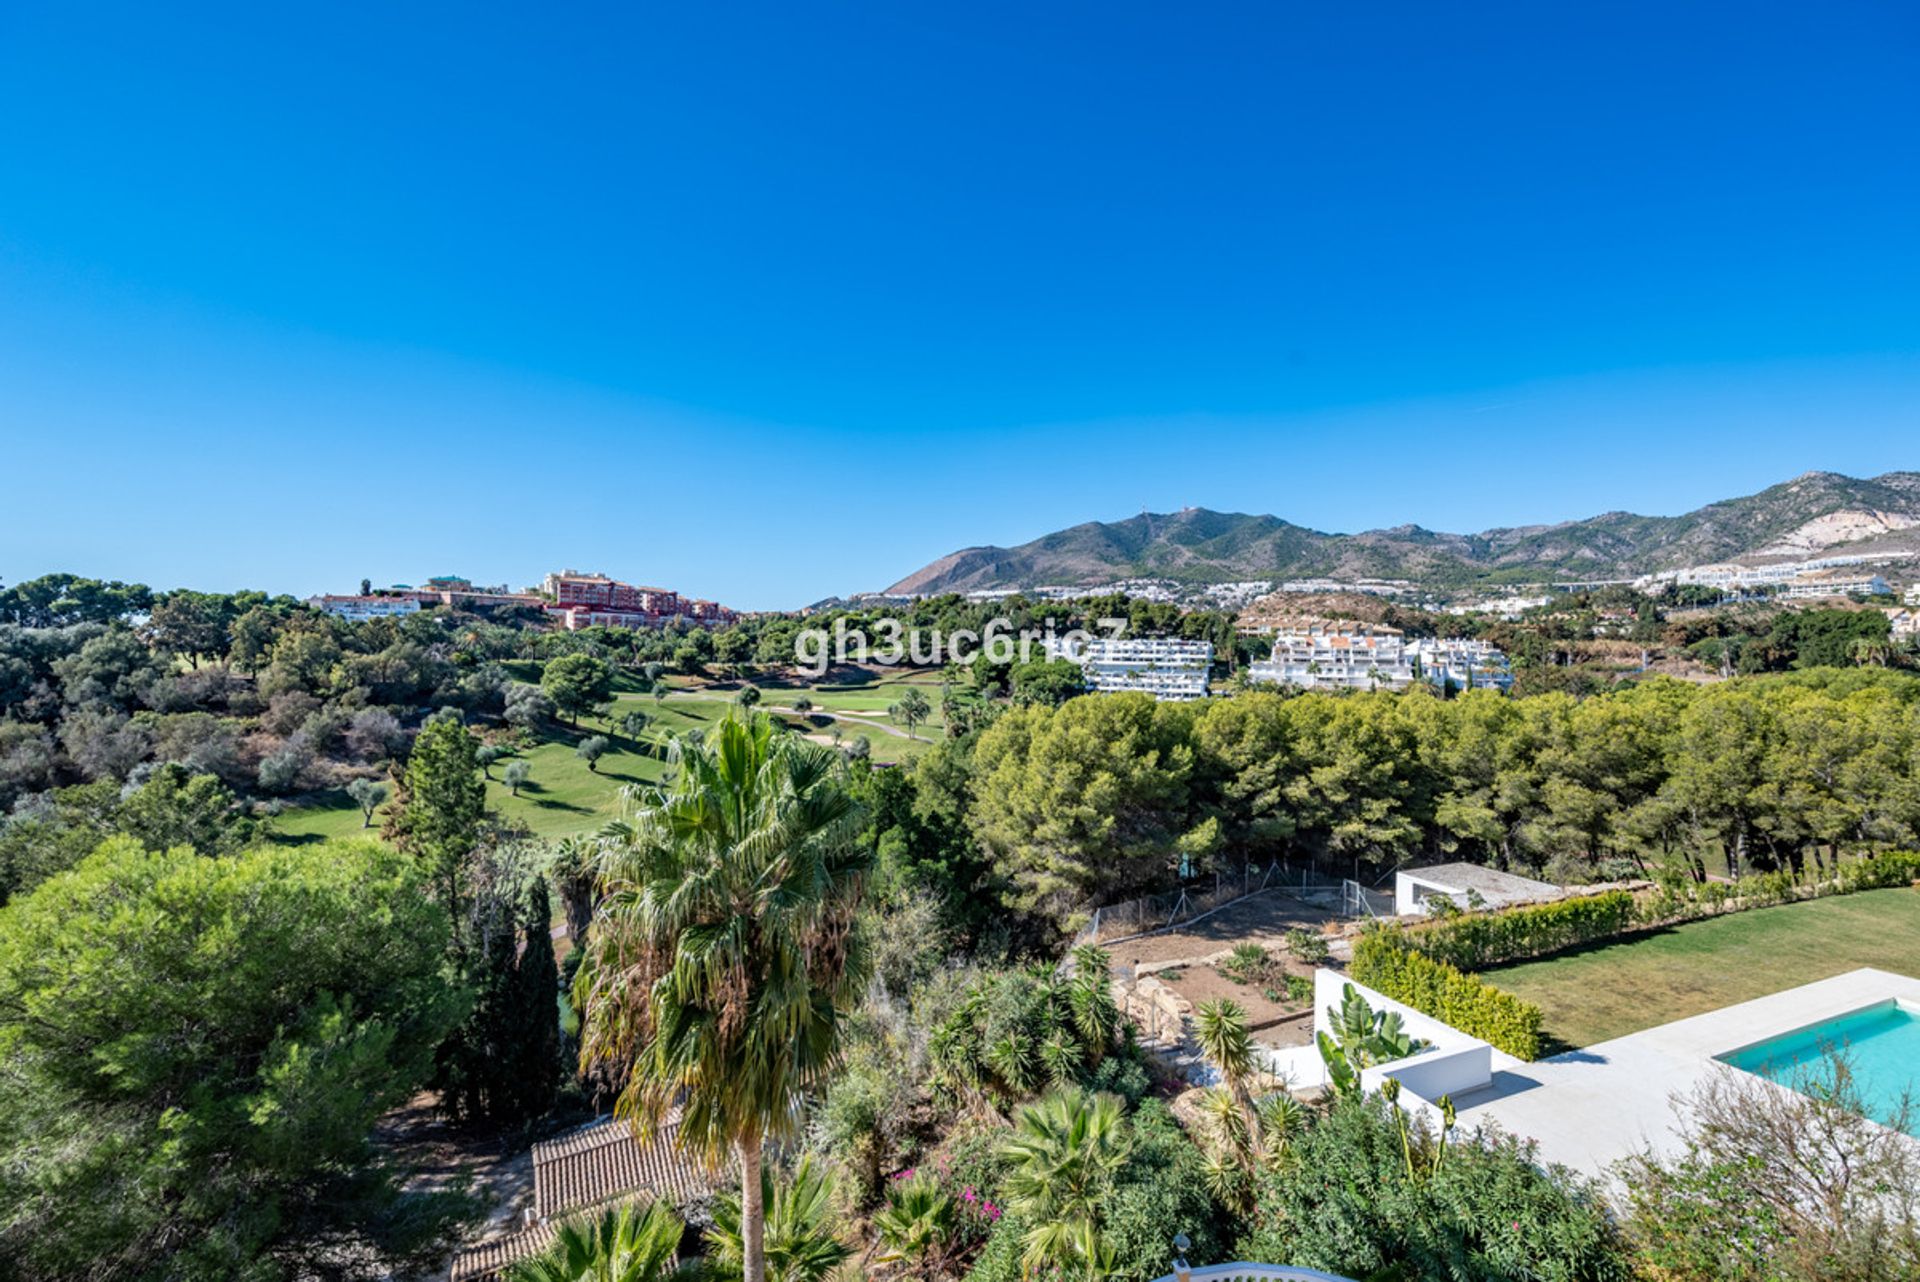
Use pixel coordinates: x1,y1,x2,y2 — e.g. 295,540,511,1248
1719,1000,1920,1136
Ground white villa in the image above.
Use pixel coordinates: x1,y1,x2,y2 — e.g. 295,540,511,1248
1265,966,1920,1186
1247,628,1511,694
1053,636,1214,701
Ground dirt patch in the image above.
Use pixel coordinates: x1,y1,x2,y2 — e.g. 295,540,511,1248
1110,890,1343,967
1154,957,1317,1046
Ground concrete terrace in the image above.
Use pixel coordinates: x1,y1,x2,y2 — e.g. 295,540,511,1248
1451,967,1920,1179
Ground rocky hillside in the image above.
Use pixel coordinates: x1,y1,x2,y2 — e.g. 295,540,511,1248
883,471,1920,595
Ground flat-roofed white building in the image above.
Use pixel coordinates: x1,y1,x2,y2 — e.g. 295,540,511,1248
1778,569,1891,599
1395,862,1563,916
1050,637,1213,700
306,594,423,622
1247,626,1413,692
1408,638,1514,693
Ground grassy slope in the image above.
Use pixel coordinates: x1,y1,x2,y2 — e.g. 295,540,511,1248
1484,888,1920,1048
272,667,948,844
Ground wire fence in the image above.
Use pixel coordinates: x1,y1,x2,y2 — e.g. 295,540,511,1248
1071,862,1394,949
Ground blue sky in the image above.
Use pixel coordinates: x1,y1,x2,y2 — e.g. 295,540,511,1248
3,1,1917,608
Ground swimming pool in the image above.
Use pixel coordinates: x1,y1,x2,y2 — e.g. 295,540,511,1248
1718,1000,1920,1136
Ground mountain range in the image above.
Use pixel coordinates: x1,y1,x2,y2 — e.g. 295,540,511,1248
883,471,1920,595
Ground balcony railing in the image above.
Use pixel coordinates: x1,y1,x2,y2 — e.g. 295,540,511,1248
1150,1265,1357,1282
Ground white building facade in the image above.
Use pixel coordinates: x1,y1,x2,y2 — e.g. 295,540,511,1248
306,594,423,622
1052,637,1214,700
1408,638,1514,693
1776,570,1891,599
1247,627,1414,692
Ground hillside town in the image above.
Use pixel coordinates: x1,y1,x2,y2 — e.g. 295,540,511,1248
306,569,740,630
9,4,1920,1281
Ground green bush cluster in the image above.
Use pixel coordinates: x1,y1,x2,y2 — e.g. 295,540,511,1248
961,1098,1229,1282
1638,849,1920,931
1349,932,1544,1060
1404,890,1637,971
1237,1093,1628,1281
1839,848,1920,890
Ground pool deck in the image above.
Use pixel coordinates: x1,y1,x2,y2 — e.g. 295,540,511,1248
1449,967,1920,1180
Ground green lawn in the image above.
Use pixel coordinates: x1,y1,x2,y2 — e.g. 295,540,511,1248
1484,888,1920,1049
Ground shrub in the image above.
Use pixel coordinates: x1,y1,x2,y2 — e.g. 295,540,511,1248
1838,848,1920,893
1220,942,1275,986
1238,1093,1628,1281
1403,890,1637,971
1350,931,1544,1060
1620,1050,1920,1281
962,1098,1228,1282
1285,927,1330,965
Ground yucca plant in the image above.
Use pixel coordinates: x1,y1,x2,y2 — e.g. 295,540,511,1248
1067,946,1118,1059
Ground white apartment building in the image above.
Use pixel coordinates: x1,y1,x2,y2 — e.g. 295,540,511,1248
306,594,423,622
1777,570,1891,599
1247,626,1414,692
1408,638,1514,693
1050,637,1214,700
1441,595,1551,621
1642,552,1912,595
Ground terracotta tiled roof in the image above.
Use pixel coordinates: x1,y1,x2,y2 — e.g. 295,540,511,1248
447,1115,714,1282
533,1114,714,1220
449,1222,555,1282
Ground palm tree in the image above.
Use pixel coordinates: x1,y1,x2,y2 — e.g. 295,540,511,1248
705,1156,852,1282
548,834,600,947
505,1200,695,1282
999,1087,1130,1279
873,1172,957,1273
574,715,870,1282
894,688,932,740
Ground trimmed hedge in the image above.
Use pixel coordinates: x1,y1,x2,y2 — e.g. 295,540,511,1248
1410,852,1919,974
1350,931,1544,1061
1403,890,1637,972
1837,848,1920,892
